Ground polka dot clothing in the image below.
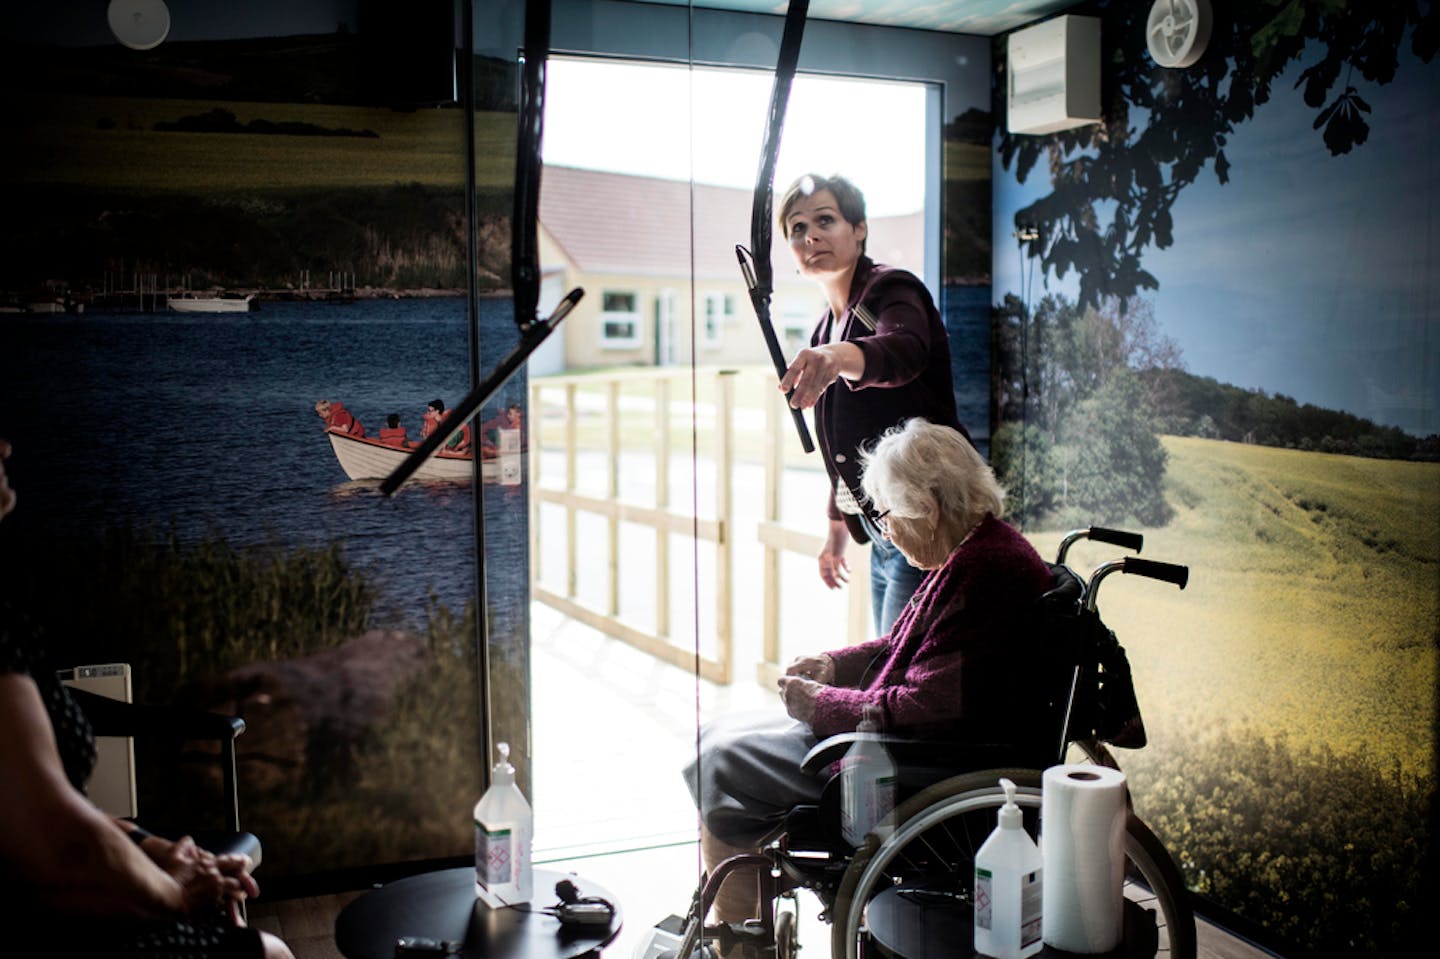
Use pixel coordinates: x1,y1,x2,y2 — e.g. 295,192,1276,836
0,620,264,959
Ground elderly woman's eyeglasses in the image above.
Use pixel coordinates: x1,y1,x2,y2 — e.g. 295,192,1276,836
873,509,891,535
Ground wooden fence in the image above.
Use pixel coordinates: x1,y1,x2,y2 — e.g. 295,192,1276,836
529,366,870,687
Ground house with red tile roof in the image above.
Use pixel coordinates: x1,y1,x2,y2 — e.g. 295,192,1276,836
537,165,924,371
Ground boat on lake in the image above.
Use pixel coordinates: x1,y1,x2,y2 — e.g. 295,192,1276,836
325,428,500,483
167,293,259,313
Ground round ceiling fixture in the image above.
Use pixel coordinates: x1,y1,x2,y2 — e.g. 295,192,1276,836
108,0,171,51
1146,0,1212,69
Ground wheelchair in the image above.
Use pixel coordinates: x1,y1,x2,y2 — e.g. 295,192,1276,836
667,527,1196,959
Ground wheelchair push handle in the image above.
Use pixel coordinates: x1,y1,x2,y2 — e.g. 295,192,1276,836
1055,526,1144,565
1124,557,1189,588
1084,557,1189,610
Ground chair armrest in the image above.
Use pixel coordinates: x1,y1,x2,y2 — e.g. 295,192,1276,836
67,688,245,742
69,688,248,832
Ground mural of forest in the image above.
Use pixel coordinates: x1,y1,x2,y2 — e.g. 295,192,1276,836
990,2,1437,955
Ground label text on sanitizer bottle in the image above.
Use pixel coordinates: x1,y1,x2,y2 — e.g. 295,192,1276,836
974,867,993,930
1020,869,1042,947
476,823,513,885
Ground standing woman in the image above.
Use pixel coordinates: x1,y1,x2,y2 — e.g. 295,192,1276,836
777,174,967,633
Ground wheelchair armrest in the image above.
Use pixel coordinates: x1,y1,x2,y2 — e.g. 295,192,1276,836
802,731,1057,781
801,732,932,775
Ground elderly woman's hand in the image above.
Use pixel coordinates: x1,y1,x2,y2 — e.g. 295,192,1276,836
776,675,822,724
785,653,835,684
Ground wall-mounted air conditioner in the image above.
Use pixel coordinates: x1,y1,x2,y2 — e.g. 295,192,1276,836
1007,15,1101,135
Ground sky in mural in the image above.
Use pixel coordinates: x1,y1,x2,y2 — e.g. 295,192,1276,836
994,48,1439,438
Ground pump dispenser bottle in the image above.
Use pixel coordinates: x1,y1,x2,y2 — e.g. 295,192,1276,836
973,777,1043,958
840,704,896,846
473,742,533,907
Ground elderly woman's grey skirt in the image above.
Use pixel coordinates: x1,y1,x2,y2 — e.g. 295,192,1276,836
683,710,827,847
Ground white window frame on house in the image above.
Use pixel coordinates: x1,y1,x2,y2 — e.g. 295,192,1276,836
702,292,734,350
600,289,643,349
781,300,813,358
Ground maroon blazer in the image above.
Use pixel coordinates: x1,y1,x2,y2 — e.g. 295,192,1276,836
810,256,965,544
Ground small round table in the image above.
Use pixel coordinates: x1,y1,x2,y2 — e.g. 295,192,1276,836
334,867,623,959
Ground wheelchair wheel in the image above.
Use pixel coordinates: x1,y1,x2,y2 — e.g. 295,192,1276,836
775,904,798,959
829,769,1195,959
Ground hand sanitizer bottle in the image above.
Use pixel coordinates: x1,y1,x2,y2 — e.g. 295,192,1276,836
840,704,896,846
973,778,1043,958
474,742,533,907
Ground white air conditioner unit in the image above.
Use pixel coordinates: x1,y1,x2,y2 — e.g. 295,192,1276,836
1007,15,1101,135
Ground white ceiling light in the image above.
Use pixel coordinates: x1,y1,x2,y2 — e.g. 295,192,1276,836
1146,0,1211,68
108,0,171,51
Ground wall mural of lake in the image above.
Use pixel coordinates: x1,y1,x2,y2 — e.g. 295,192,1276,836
0,1,533,881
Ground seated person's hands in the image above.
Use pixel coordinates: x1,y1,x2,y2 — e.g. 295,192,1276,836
145,835,257,921
785,653,835,684
776,675,822,724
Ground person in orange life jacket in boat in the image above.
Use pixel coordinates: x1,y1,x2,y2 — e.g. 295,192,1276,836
314,398,365,437
420,399,445,440
776,173,967,637
378,414,409,448
421,399,472,454
477,403,523,456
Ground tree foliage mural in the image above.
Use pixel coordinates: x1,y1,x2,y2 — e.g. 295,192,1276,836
991,293,1180,525
997,0,1438,308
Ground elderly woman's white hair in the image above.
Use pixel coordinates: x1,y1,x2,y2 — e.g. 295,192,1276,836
860,418,1004,549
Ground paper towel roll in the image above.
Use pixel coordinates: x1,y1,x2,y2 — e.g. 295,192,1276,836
1040,763,1128,953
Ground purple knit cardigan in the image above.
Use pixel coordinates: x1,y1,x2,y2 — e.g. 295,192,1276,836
811,515,1054,739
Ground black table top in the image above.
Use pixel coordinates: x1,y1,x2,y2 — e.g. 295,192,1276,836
334,867,623,959
864,885,1159,958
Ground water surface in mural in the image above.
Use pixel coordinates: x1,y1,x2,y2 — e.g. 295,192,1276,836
991,3,1436,954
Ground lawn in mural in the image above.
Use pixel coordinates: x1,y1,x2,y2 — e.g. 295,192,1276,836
990,3,1437,955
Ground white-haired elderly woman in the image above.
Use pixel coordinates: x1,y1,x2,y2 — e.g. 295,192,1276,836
685,418,1054,928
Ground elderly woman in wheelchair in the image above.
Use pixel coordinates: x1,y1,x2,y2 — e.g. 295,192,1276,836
674,418,1195,959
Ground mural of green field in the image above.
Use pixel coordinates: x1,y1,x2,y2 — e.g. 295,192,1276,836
1030,435,1437,774
1026,436,1435,954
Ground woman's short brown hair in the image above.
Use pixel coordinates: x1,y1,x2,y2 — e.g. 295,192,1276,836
777,174,868,255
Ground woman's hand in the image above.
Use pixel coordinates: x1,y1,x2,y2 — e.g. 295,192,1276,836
818,520,850,589
785,653,835,684
779,342,865,409
777,676,821,724
149,836,256,920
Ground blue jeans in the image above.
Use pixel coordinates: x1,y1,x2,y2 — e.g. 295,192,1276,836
864,517,925,636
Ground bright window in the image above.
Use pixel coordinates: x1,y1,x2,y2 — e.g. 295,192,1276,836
702,293,734,348
600,290,641,348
